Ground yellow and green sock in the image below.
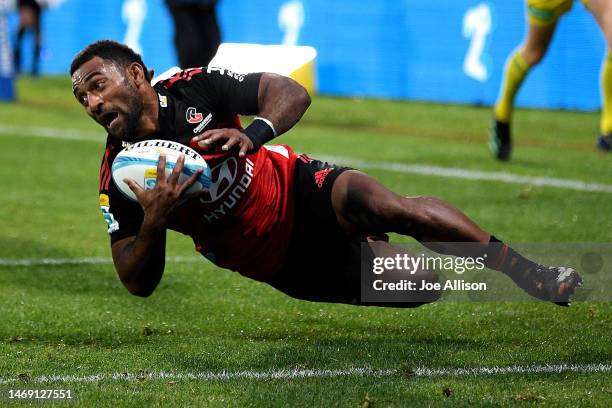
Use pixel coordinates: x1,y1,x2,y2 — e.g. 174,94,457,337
600,50,612,136
494,51,531,123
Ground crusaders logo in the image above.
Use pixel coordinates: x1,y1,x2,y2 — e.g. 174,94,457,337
186,107,204,124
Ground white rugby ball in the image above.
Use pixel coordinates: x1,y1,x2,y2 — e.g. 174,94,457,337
111,139,211,202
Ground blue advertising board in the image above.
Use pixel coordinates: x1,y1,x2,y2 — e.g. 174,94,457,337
5,0,606,110
0,0,14,100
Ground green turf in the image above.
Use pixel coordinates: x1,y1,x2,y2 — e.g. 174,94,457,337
0,77,610,407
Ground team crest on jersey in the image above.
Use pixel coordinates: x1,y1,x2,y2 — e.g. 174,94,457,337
158,94,168,108
186,107,204,124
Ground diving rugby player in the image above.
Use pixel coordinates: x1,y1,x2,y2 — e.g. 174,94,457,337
71,40,582,306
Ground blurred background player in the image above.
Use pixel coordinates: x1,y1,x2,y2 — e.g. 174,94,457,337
13,0,44,77
490,0,612,160
165,0,220,68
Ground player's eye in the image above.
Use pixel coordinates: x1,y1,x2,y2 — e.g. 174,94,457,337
95,80,105,90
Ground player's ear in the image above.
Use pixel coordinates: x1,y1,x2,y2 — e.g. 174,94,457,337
127,62,147,86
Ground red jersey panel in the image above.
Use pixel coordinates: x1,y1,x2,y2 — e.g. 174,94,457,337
186,145,298,280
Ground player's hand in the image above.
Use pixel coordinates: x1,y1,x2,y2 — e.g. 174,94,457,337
192,128,255,157
123,154,203,228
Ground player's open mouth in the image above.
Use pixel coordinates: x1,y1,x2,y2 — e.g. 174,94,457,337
100,111,119,129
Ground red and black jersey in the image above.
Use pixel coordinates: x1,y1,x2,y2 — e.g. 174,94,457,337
98,67,299,281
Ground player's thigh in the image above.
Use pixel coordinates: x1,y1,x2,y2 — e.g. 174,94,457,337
330,170,436,237
524,0,572,61
585,0,612,46
526,0,573,26
331,170,405,236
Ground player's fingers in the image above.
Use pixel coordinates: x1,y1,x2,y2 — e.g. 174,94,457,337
193,129,220,145
123,177,144,200
222,135,240,152
156,154,167,184
238,139,250,157
200,133,228,147
178,168,203,195
168,154,185,185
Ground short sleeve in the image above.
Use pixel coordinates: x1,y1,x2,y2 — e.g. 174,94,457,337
163,67,262,116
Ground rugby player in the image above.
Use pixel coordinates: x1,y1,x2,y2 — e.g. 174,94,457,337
71,40,582,307
490,0,612,160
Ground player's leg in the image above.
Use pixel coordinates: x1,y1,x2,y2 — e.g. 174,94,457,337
13,6,32,75
331,170,583,305
490,0,567,161
167,4,202,69
585,0,612,151
195,5,221,66
31,4,41,77
13,26,24,75
268,157,440,307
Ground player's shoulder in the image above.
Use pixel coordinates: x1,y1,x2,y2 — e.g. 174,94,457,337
153,66,210,92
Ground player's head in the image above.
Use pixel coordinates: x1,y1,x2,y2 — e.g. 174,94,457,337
70,40,152,141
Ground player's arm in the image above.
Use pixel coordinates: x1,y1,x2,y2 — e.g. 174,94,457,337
112,154,202,297
252,72,311,138
192,71,311,156
111,221,167,298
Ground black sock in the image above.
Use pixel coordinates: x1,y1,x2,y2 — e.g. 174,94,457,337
484,236,538,277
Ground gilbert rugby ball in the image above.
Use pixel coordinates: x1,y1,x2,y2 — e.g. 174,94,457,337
111,139,211,202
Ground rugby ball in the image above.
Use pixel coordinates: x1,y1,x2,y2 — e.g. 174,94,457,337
111,139,211,202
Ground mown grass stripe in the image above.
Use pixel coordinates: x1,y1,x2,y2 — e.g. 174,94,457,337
2,125,612,193
0,256,202,267
320,155,612,193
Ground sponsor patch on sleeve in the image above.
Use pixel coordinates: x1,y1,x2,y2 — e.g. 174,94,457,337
99,194,119,233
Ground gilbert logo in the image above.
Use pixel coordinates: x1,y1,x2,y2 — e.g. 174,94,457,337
186,107,204,124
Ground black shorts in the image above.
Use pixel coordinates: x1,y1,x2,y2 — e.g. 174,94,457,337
266,154,359,303
266,155,429,308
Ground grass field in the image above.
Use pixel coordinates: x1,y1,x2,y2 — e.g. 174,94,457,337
0,77,610,407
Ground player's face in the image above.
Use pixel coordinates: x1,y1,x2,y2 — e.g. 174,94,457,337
72,56,144,141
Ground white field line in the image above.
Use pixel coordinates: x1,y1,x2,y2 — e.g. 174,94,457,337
0,364,609,385
0,256,202,267
319,155,612,194
2,125,612,193
0,124,103,143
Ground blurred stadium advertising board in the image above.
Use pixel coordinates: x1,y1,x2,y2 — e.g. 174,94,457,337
9,0,605,110
209,43,317,95
0,0,14,101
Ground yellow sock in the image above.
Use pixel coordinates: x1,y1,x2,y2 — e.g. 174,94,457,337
600,50,612,135
494,51,530,123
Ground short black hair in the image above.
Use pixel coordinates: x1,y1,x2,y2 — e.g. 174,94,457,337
70,40,151,81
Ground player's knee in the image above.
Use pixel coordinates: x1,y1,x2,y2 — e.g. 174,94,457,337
521,47,545,66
